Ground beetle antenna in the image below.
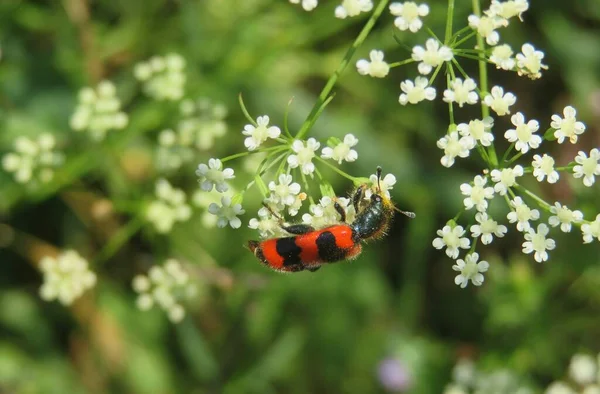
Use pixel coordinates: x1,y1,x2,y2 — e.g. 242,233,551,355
376,166,382,192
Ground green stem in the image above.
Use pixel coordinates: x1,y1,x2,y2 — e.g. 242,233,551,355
94,215,145,265
515,184,553,212
500,142,515,164
472,0,498,168
444,0,455,44
389,58,417,68
315,157,360,184
295,0,391,140
446,72,455,125
238,94,256,126
452,31,476,48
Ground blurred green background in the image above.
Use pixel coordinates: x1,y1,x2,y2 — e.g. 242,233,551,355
1,0,600,393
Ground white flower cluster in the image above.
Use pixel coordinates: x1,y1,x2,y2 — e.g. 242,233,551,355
2,133,64,184
132,259,197,323
444,358,532,394
39,250,97,306
134,53,186,101
70,81,128,141
157,98,228,171
288,0,374,18
146,179,192,233
545,353,600,394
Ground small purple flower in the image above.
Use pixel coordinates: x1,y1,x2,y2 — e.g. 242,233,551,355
377,357,412,392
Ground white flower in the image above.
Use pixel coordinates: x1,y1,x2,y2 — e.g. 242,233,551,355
432,225,470,259
452,253,489,288
242,115,281,151
321,134,359,164
523,223,556,262
460,175,495,212
549,202,583,233
490,44,516,70
483,86,516,116
132,259,197,323
507,196,540,232
389,1,429,32
504,112,541,153
551,106,586,144
69,81,128,140
146,179,192,233
365,171,396,199
39,250,97,306
356,50,390,78
468,14,502,45
399,77,436,105
569,354,597,385
470,212,507,245
487,0,529,21
457,117,494,147
516,43,548,79
532,154,559,183
545,382,577,394
582,214,600,244
268,174,302,206
2,133,64,184
134,53,186,100
196,158,235,192
249,206,287,238
302,196,356,228
209,196,245,228
490,165,523,195
411,39,454,75
335,0,373,18
443,78,479,107
436,131,472,168
573,149,600,187
583,385,600,394
289,0,318,11
287,138,320,175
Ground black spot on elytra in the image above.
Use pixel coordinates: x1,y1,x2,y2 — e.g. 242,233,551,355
316,231,347,262
276,237,303,268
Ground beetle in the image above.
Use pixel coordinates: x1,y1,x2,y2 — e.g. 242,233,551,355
248,167,415,272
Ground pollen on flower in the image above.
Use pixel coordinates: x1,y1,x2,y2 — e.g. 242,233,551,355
516,43,548,79
287,138,320,175
134,53,186,101
483,86,516,116
507,196,540,232
551,106,586,144
39,250,97,306
132,259,197,323
443,78,479,107
522,223,555,262
468,14,503,46
452,253,490,288
490,165,523,195
399,77,436,105
460,175,495,212
549,202,583,233
356,50,390,78
335,0,373,19
490,44,516,70
486,0,529,22
2,133,64,184
69,80,128,141
436,131,472,168
573,149,600,187
321,134,359,164
146,179,192,233
411,38,453,75
208,196,245,229
532,154,559,183
196,158,235,193
389,1,429,33
242,115,281,151
249,206,288,238
267,174,302,209
504,112,541,153
457,117,494,147
432,225,470,259
366,171,396,199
